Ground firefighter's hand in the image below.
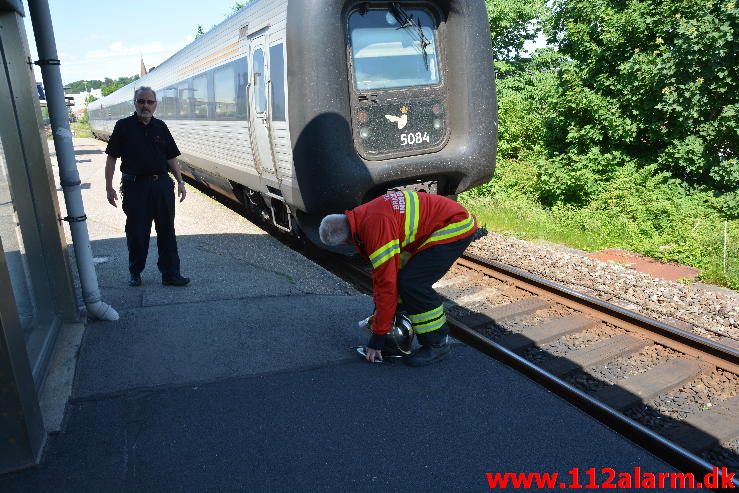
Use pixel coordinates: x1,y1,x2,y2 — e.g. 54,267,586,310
365,347,383,363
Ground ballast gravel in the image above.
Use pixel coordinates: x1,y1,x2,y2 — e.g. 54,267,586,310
467,233,739,343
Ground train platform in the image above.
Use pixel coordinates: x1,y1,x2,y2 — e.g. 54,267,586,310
0,138,698,492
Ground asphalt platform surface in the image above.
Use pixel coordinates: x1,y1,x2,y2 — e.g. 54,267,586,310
0,139,699,492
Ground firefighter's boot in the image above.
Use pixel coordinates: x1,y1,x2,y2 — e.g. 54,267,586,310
404,326,450,367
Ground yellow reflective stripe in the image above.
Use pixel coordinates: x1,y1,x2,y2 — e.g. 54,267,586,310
409,305,444,324
402,192,419,247
409,305,446,333
420,214,475,248
369,239,400,268
415,314,447,334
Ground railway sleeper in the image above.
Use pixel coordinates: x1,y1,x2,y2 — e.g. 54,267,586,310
540,334,648,377
457,296,551,330
593,358,711,410
670,395,739,452
497,315,596,353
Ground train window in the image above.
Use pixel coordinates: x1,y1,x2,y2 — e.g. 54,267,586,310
192,74,209,119
162,87,178,118
269,43,285,121
253,48,266,114
178,81,192,118
214,64,238,119
349,7,440,90
117,102,128,118
236,58,248,119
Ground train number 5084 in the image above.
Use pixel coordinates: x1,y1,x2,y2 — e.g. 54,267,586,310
400,132,431,146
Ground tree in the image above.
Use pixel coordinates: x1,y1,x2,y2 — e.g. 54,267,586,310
195,1,253,38
486,0,547,62
64,79,103,93
231,1,254,13
545,0,738,216
101,75,139,96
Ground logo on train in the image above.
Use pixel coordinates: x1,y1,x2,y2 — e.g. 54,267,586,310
385,105,409,130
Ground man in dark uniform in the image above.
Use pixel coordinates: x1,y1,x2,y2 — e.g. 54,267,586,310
105,86,190,287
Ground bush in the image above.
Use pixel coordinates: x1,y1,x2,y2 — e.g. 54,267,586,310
463,163,738,288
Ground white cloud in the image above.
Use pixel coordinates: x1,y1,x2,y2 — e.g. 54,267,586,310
58,39,189,82
86,40,181,60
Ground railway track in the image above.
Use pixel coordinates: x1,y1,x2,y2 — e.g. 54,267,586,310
326,249,739,489
188,180,739,486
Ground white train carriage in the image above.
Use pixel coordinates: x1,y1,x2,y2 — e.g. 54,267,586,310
89,0,497,243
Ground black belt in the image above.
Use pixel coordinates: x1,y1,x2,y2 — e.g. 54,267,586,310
121,172,164,182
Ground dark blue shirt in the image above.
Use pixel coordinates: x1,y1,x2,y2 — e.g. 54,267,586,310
105,113,180,176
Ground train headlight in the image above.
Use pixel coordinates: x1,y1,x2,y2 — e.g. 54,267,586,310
360,127,370,139
433,119,442,129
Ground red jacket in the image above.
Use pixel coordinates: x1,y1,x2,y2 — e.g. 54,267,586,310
345,192,477,336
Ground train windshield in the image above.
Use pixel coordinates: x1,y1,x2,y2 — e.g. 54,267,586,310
349,7,439,91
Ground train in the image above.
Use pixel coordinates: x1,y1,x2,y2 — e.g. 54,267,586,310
88,0,497,245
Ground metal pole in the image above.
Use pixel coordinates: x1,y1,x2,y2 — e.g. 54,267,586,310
26,0,118,321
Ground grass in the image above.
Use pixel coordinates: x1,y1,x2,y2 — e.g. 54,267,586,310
461,195,609,251
460,194,739,291
70,121,92,138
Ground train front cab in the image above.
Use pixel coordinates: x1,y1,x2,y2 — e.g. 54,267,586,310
286,0,497,243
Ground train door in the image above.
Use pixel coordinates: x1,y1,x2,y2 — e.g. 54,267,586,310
248,32,278,179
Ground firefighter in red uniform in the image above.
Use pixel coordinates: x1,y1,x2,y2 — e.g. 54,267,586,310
319,191,477,366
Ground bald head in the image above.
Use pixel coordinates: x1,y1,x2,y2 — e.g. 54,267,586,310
319,214,351,246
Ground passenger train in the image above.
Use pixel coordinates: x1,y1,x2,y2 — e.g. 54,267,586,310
88,0,497,245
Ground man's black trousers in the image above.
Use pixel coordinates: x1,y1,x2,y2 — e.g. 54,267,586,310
397,234,474,340
121,176,181,278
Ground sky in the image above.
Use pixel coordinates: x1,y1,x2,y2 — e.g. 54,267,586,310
22,0,241,86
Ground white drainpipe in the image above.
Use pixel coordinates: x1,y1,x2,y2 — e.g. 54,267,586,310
26,0,118,321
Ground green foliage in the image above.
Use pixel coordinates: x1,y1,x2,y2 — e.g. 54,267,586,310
101,75,139,96
545,0,739,217
537,149,631,206
64,80,102,93
495,49,561,159
66,76,136,97
472,1,738,287
70,121,92,138
196,1,253,38
485,0,547,61
232,1,253,13
463,164,738,288
66,77,134,98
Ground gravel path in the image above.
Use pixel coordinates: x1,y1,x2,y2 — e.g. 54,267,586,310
467,232,739,343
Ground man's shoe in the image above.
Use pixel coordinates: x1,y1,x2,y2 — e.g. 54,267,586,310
162,275,190,286
128,274,142,287
404,342,450,367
